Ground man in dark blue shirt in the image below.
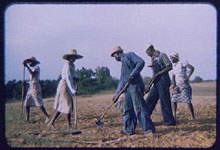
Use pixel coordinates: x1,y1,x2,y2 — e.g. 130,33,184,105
111,46,155,135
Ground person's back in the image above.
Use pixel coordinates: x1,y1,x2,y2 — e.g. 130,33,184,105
121,52,145,92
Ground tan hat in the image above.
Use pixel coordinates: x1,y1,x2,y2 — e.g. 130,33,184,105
25,56,40,64
170,52,179,59
111,46,123,57
63,49,83,60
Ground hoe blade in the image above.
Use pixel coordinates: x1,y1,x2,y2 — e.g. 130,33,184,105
71,130,82,135
96,121,104,126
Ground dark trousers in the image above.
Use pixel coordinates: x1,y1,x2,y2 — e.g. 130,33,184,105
145,80,176,124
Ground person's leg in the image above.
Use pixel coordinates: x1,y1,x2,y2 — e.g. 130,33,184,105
40,106,49,117
47,111,61,128
25,106,30,121
67,113,71,129
145,85,159,115
130,85,155,133
122,90,137,135
158,81,176,125
40,106,50,123
172,102,177,119
187,103,195,119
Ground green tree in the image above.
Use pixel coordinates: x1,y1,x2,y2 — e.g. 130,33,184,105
75,67,98,95
192,76,203,83
95,66,112,89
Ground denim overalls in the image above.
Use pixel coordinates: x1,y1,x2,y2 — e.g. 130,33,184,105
116,52,155,134
145,52,176,125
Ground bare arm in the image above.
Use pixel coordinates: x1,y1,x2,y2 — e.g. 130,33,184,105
23,61,36,76
185,63,194,82
172,74,176,87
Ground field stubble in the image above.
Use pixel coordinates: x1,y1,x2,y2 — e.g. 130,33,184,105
5,82,216,148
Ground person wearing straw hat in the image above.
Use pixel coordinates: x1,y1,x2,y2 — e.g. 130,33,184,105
145,44,176,126
169,52,195,120
111,46,155,135
47,49,83,130
23,57,50,122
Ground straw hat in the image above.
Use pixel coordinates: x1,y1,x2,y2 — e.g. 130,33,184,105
170,52,179,59
111,46,123,57
63,49,83,60
25,56,40,64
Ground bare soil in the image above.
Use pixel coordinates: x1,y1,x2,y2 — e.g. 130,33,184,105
5,82,216,148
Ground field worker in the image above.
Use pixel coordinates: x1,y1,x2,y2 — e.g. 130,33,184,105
145,44,176,126
47,49,83,130
111,46,155,135
23,57,50,122
169,52,195,120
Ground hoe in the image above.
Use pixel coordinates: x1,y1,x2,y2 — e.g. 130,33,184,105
96,82,130,126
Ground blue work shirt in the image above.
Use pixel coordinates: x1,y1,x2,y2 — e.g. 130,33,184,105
116,52,145,95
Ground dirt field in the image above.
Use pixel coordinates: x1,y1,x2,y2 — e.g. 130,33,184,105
5,82,217,148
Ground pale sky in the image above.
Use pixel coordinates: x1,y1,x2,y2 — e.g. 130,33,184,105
5,3,217,82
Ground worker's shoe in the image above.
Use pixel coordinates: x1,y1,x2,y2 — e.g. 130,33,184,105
163,122,176,126
120,129,133,135
143,129,155,135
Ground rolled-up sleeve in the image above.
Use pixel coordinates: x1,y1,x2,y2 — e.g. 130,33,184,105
115,68,125,95
128,52,145,77
161,53,172,68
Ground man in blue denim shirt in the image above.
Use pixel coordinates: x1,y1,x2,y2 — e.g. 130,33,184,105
111,46,155,135
145,44,176,126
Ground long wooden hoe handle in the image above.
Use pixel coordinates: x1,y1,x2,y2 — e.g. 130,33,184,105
97,82,130,122
21,65,25,119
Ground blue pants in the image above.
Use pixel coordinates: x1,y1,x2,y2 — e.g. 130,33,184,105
145,79,176,124
123,84,155,134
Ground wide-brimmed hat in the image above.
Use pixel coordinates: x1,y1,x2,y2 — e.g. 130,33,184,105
170,52,179,59
63,49,83,60
111,46,123,57
25,56,40,64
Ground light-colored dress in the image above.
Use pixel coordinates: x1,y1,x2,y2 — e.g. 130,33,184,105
54,61,77,114
24,65,44,107
171,60,192,104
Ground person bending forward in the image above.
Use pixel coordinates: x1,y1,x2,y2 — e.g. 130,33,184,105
111,46,155,135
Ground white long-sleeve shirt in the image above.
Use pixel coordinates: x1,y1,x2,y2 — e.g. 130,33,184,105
61,61,77,95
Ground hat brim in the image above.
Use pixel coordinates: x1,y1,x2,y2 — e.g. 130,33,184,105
170,55,179,59
111,50,123,57
26,58,40,64
63,54,83,60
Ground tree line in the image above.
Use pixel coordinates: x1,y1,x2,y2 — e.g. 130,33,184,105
5,64,211,102
5,66,118,102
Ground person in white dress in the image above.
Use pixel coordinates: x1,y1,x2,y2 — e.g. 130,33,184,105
47,49,83,129
169,52,195,120
23,57,50,122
